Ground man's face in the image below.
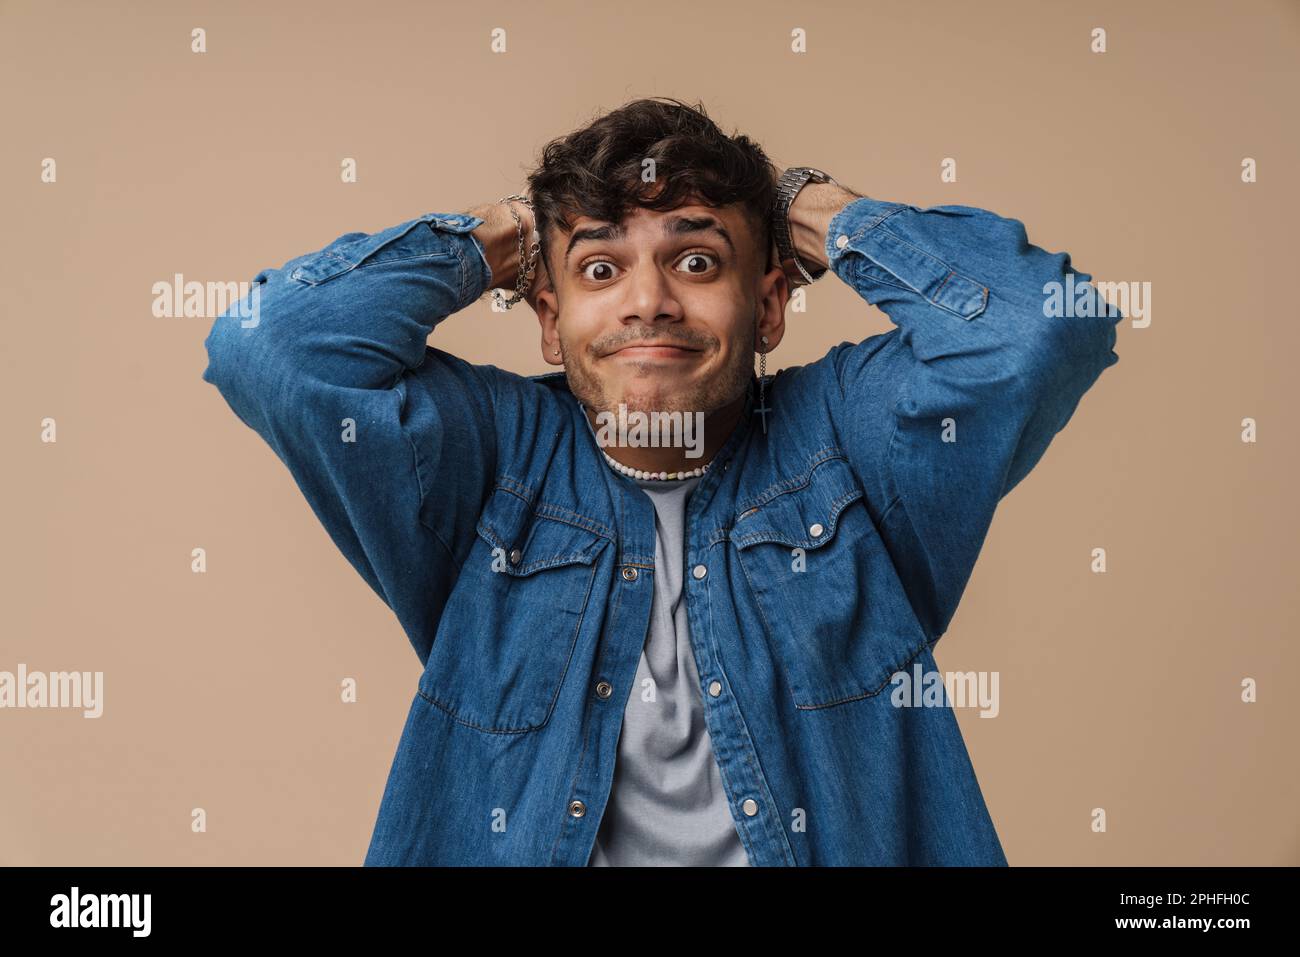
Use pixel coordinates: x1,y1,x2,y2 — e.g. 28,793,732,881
532,200,786,418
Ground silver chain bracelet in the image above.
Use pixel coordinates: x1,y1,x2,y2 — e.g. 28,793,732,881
490,194,541,310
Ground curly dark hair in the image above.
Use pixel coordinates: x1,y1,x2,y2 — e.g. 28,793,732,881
525,96,780,282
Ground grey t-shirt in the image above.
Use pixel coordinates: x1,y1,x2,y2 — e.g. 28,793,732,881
587,474,751,866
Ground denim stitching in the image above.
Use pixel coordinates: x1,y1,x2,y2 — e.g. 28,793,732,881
733,487,928,709
492,476,614,541
734,536,805,712
791,637,932,710
872,222,987,318
474,517,609,574
730,485,863,549
734,445,846,515
550,543,625,864
416,544,600,735
700,561,796,865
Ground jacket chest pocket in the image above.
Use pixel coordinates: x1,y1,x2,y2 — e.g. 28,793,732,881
418,488,610,733
732,454,931,710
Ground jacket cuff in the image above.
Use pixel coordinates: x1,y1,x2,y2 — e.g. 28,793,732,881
421,212,492,312
823,196,908,273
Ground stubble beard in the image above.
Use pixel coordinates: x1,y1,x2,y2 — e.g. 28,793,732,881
562,324,754,419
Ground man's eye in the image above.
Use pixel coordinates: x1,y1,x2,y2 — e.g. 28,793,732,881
675,251,717,274
580,252,717,282
581,260,618,282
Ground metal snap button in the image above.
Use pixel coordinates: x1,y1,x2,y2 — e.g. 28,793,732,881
708,680,722,697
595,681,612,699
742,798,759,816
809,523,824,537
621,566,638,581
569,800,587,818
835,234,849,249
508,547,522,565
692,564,707,580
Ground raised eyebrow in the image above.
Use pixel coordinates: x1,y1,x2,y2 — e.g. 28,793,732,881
563,214,735,268
664,215,735,255
564,222,626,267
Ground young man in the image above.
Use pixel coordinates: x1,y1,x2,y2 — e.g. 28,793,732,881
201,97,1122,866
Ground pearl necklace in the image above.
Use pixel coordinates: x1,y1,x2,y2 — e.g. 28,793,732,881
601,450,710,482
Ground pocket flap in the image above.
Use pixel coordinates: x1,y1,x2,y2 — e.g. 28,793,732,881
732,454,864,551
475,488,609,576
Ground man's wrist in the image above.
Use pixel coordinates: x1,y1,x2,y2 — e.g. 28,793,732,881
468,199,534,290
786,182,862,276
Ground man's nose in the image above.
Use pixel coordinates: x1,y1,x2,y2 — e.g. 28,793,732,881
619,261,683,324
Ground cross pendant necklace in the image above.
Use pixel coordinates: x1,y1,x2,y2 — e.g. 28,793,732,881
754,389,771,435
754,337,771,434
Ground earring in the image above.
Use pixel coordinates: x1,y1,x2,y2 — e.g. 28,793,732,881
754,335,771,435
553,348,560,356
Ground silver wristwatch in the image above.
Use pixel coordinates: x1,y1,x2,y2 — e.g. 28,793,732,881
772,166,841,285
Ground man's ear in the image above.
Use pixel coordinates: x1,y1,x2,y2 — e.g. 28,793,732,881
528,246,564,366
535,287,563,366
756,257,789,352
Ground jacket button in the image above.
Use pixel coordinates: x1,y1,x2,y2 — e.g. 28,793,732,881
621,566,638,581
569,800,587,818
595,680,613,699
742,798,759,816
692,564,707,580
508,548,522,565
708,680,722,697
835,234,849,248
809,523,824,537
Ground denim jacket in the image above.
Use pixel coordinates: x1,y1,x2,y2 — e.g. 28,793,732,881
201,195,1122,865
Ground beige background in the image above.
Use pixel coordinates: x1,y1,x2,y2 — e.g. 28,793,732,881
2,0,1296,866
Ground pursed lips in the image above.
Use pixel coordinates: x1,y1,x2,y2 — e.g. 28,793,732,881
609,342,701,358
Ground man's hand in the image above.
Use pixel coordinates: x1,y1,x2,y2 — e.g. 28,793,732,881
467,196,540,295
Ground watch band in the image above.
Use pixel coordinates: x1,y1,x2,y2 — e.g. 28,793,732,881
772,166,840,285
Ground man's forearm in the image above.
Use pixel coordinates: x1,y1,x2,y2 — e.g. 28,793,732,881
817,191,1123,410
202,211,491,410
